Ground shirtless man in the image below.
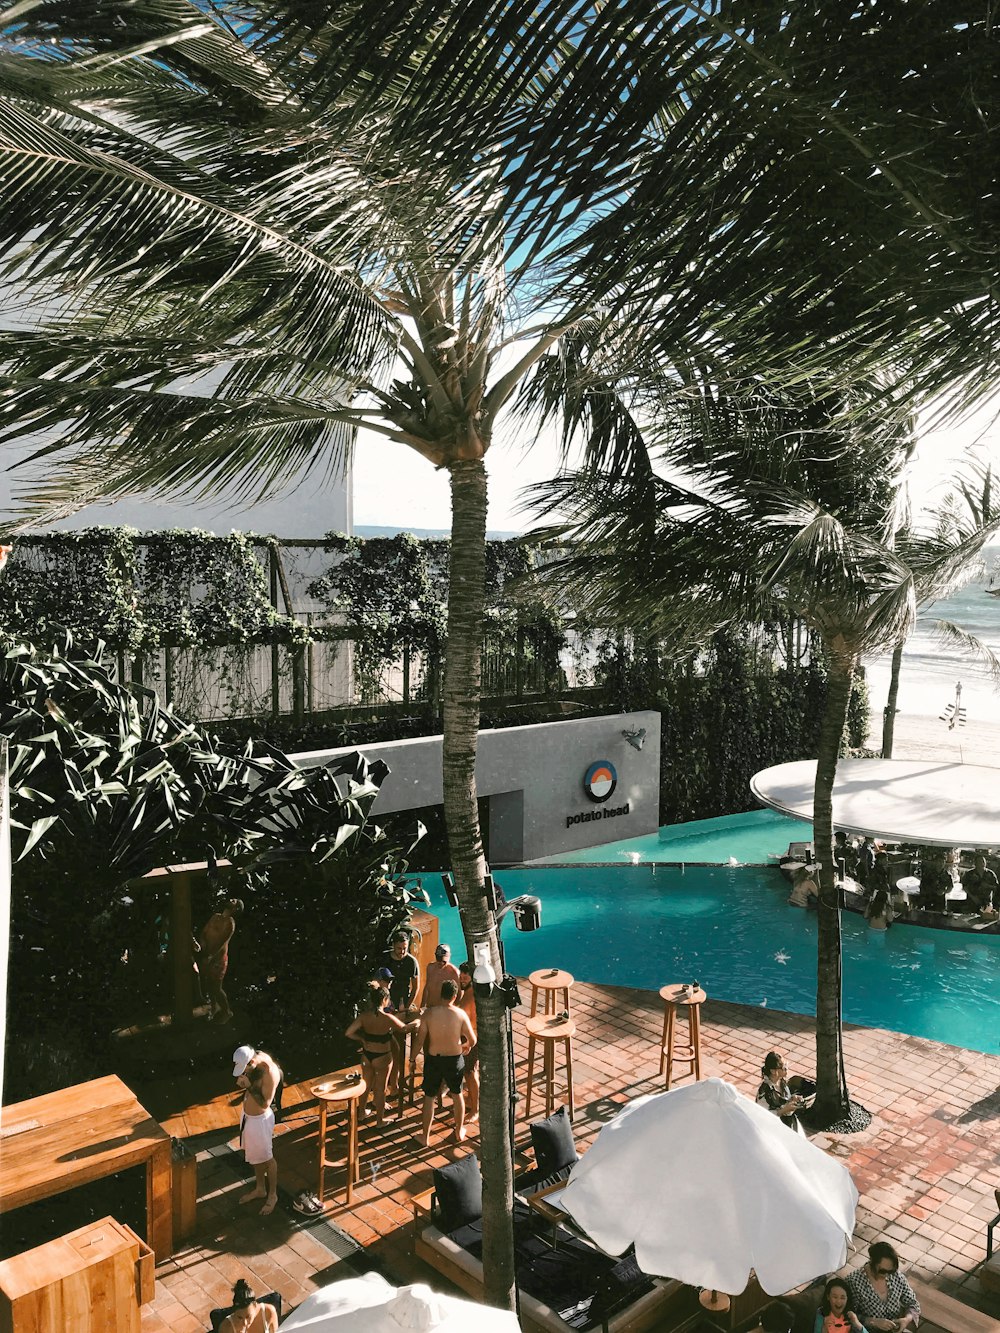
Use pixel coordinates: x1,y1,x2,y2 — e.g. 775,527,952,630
456,961,479,1119
421,943,460,1007
413,980,475,1146
233,1045,281,1215
200,898,243,1023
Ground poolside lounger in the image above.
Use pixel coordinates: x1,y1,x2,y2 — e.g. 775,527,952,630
411,1190,691,1333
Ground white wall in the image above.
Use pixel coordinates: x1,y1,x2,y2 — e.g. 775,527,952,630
292,709,661,862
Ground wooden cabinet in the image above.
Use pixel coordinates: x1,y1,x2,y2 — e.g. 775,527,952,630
0,1217,153,1333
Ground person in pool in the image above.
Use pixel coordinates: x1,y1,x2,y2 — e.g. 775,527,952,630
815,1277,869,1333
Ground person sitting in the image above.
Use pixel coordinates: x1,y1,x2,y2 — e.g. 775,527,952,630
865,888,893,931
846,1241,920,1332
217,1280,278,1333
756,1052,807,1133
915,851,950,913
962,853,999,915
749,1301,796,1333
814,1276,869,1332
788,865,820,909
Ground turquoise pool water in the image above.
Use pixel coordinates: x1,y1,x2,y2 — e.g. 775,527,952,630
420,864,1000,1055
531,808,813,866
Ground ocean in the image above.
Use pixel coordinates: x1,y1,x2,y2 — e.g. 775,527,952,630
863,543,1000,725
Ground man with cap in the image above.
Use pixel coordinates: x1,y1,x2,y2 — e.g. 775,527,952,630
232,1046,282,1215
421,942,460,1008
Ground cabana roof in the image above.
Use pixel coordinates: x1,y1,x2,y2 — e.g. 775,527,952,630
751,759,1000,849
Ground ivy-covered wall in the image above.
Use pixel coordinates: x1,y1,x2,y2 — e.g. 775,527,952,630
0,530,868,836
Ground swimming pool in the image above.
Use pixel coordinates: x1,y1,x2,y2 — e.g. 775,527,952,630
531,809,813,866
420,864,1000,1056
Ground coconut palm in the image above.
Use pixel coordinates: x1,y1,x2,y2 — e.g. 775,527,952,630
880,468,999,756
0,0,997,1300
529,382,1000,1122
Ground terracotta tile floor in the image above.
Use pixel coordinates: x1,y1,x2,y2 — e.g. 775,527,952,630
141,981,1000,1329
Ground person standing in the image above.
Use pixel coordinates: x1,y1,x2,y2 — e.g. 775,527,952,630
456,960,480,1120
199,897,243,1023
380,931,420,1012
381,931,420,1095
345,982,418,1127
421,942,460,1007
233,1045,282,1215
962,853,998,914
412,981,475,1147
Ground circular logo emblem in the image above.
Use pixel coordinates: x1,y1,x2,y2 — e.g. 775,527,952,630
583,760,617,804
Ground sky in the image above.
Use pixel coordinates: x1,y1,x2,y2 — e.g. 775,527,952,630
351,391,1000,535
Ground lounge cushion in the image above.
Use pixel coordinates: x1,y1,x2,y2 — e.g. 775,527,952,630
530,1106,579,1177
433,1152,483,1233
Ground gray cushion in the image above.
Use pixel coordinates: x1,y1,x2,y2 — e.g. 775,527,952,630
433,1152,483,1233
530,1106,579,1176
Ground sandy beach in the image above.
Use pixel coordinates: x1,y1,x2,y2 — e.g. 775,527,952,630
865,708,1000,768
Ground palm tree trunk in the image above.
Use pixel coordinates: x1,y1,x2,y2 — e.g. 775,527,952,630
813,645,855,1122
442,458,516,1311
881,640,904,757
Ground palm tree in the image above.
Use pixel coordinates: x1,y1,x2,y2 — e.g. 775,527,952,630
880,468,999,756
530,382,1000,1122
0,1,997,1300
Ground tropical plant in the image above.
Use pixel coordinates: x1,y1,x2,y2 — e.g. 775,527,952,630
530,383,1000,1123
1,626,416,1099
1,1,997,1300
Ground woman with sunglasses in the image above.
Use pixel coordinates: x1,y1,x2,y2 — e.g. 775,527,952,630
847,1242,920,1332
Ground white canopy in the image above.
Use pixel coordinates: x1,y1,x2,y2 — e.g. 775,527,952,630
559,1079,858,1296
751,758,1000,848
280,1273,521,1332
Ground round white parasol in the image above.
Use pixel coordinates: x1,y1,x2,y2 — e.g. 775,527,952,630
558,1078,858,1296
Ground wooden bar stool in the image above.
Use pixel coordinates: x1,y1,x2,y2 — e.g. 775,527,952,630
658,983,706,1089
528,968,575,1018
525,1012,575,1121
311,1066,366,1206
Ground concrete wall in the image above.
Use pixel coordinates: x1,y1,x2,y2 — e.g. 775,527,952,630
292,709,660,862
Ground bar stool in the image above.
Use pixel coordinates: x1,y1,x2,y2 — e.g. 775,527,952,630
528,968,575,1018
658,983,706,1089
525,1012,575,1121
311,1066,367,1206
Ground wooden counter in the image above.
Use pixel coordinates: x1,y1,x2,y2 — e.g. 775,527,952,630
0,1215,153,1333
0,1076,173,1260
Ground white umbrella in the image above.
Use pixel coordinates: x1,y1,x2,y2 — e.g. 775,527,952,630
558,1078,858,1296
280,1271,522,1332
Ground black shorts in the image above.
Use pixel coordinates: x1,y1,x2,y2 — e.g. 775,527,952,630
422,1053,465,1096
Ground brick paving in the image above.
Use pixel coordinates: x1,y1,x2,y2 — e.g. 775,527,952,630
141,981,1000,1329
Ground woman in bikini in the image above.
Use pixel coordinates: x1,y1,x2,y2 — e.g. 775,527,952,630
345,981,419,1126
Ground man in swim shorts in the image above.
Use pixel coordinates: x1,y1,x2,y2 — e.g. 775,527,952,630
233,1045,282,1215
413,980,475,1147
199,897,243,1023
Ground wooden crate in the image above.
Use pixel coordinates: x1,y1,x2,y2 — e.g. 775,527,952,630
0,1216,153,1333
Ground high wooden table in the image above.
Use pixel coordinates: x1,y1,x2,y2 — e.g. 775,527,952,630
0,1075,173,1260
311,1067,366,1207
